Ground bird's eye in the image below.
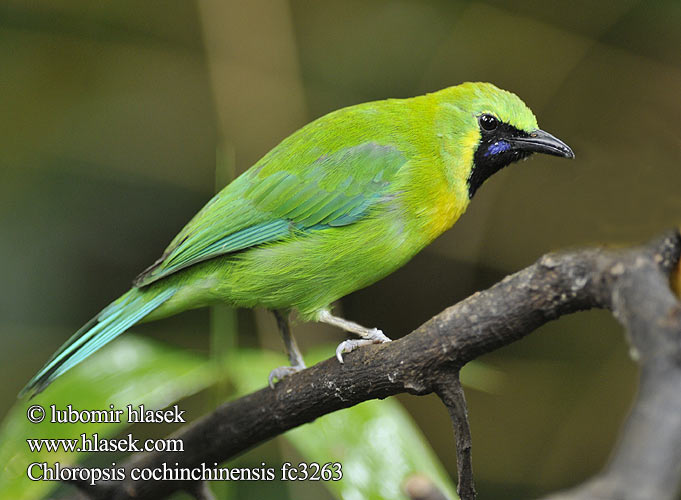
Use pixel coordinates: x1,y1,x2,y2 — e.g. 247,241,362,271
479,114,498,132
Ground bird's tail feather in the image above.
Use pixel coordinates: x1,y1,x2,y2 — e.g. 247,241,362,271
20,286,176,398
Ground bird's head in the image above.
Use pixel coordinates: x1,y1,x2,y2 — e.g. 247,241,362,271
434,82,574,198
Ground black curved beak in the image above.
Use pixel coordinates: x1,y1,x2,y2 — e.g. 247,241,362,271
510,129,575,159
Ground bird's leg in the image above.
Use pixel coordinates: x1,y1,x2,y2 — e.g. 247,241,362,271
317,309,392,363
277,310,305,368
268,310,306,388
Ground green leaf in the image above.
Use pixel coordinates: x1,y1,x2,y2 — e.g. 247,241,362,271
0,335,217,500
226,348,458,500
285,397,457,500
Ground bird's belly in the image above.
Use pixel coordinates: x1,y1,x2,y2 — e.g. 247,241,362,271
193,217,423,319
145,197,459,323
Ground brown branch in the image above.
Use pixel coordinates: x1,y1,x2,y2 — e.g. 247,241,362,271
67,229,680,500
404,473,451,500
190,481,217,500
542,230,681,500
436,372,476,500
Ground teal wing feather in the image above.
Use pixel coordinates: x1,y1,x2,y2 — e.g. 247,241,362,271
134,142,407,286
20,287,177,397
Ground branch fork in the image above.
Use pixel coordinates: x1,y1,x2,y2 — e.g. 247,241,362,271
66,230,681,500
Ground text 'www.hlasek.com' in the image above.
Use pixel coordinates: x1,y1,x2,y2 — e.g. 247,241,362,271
25,404,343,485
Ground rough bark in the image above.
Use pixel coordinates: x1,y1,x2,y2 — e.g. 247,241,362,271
67,229,681,500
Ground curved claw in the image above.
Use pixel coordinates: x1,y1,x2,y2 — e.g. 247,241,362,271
335,328,392,363
268,364,305,389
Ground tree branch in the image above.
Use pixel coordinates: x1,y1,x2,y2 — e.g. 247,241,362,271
543,230,681,500
436,372,476,499
68,229,681,500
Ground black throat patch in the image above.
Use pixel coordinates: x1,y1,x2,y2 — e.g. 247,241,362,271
468,122,532,198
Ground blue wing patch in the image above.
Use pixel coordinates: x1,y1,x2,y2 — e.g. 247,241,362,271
134,142,407,286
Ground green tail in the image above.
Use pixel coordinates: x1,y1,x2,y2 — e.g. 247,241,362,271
20,287,176,398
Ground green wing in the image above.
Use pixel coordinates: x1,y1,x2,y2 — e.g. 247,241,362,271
134,142,407,287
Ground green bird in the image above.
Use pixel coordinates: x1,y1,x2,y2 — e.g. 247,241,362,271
21,82,573,397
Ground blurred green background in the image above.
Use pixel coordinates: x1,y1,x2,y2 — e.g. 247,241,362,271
1,0,680,498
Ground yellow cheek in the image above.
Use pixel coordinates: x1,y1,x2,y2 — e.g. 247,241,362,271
460,128,480,168
406,123,480,243
442,128,479,185
420,173,471,243
426,128,479,240
426,184,470,241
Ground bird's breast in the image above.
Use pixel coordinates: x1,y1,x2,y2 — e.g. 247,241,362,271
397,162,469,246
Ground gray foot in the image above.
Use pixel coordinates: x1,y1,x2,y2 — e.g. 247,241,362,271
335,328,392,363
268,364,305,389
